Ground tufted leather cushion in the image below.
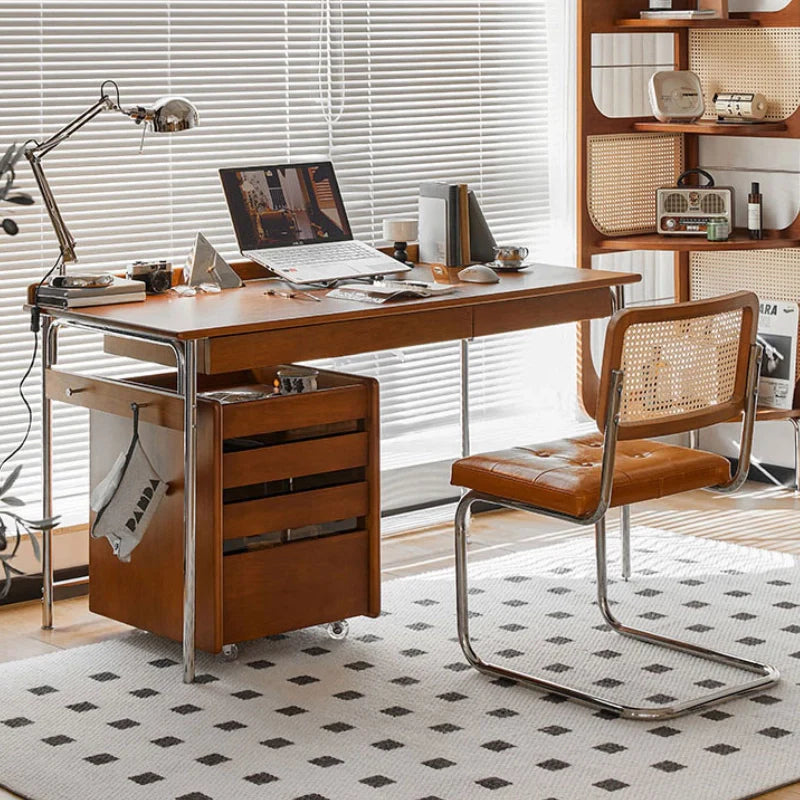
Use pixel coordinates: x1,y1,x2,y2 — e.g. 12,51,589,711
451,433,731,518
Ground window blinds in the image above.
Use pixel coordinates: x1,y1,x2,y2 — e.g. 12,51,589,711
0,0,574,523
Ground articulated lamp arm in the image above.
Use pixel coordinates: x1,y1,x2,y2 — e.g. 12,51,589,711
25,93,118,264
24,80,198,269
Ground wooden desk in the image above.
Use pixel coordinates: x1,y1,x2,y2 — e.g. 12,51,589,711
39,263,640,682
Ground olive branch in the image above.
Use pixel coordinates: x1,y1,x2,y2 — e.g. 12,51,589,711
0,464,60,599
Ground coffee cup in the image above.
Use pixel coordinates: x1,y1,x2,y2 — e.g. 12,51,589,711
493,245,529,269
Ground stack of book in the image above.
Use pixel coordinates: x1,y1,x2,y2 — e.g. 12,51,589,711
418,182,496,267
640,9,719,19
36,276,146,309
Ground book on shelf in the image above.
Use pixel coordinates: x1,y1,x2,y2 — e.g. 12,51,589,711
640,9,719,18
418,182,495,267
36,276,146,308
757,299,798,410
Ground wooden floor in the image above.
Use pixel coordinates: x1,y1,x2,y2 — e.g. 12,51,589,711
1,482,798,800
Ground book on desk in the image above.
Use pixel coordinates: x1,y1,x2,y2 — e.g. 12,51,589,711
36,276,146,308
418,182,496,267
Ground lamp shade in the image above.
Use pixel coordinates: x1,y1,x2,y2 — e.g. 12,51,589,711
383,217,418,242
147,96,199,133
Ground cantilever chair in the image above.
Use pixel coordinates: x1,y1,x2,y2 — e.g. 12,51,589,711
450,291,779,720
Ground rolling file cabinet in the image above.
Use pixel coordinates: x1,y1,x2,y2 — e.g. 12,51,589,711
46,364,380,654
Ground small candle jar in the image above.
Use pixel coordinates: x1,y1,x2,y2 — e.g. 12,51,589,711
706,221,730,242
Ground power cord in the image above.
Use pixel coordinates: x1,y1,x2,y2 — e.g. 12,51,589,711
0,254,62,478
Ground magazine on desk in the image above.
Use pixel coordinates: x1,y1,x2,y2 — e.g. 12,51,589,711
757,299,798,410
327,280,457,305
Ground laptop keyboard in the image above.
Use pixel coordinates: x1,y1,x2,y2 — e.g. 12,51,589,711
261,242,378,267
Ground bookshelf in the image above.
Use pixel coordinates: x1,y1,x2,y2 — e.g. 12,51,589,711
577,0,800,436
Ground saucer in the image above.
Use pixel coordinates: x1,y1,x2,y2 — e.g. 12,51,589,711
491,260,531,272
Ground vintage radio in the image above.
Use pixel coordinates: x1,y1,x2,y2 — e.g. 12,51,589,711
656,169,734,236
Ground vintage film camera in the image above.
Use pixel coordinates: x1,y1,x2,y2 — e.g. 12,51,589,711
126,259,173,294
656,169,734,236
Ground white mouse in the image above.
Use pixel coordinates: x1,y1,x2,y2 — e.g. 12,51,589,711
458,264,500,284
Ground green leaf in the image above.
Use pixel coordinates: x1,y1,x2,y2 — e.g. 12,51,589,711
1,496,26,508
27,529,40,562
23,516,60,530
0,464,22,499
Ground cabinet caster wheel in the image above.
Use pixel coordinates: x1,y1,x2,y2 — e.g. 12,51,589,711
327,620,349,640
221,644,239,662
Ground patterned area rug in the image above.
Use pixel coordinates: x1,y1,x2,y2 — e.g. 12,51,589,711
1,527,799,800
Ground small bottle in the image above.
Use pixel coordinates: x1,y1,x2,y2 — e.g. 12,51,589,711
748,182,763,240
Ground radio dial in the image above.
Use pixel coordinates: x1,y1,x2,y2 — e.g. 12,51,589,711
664,218,677,230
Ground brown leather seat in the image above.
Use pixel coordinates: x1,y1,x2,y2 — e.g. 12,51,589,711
451,432,731,518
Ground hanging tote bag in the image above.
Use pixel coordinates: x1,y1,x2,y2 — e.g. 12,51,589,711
90,403,168,562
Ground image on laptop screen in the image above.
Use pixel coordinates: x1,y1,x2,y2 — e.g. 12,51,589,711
220,162,352,252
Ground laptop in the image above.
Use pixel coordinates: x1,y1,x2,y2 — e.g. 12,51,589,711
219,161,408,284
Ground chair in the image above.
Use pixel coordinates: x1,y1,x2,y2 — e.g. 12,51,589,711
450,291,779,720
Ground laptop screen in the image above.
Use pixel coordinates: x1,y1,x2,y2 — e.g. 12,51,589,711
219,162,353,252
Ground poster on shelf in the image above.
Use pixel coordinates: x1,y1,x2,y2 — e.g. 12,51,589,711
757,299,798,410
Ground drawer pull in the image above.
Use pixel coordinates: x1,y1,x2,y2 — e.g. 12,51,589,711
65,386,85,397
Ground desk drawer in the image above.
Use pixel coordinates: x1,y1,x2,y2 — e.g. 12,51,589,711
223,529,371,642
205,307,472,372
472,287,614,338
222,384,367,439
223,482,368,540
223,431,369,488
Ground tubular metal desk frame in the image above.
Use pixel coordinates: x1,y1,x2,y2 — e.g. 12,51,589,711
37,264,639,683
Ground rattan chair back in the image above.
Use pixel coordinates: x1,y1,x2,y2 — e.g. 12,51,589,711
597,292,759,441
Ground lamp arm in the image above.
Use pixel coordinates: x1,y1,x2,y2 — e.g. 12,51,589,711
24,95,118,265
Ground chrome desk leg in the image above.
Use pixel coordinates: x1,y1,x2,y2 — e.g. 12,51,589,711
459,339,473,541
689,429,699,450
791,419,800,492
41,316,56,630
460,339,471,459
620,504,631,581
612,284,625,313
454,491,779,720
181,339,198,684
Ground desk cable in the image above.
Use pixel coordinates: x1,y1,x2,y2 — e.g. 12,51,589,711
0,254,62,478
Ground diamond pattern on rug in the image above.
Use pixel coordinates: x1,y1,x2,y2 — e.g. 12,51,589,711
0,528,798,800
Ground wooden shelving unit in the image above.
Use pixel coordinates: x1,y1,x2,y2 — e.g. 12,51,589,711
614,16,758,28
577,0,800,425
597,229,800,252
632,120,788,136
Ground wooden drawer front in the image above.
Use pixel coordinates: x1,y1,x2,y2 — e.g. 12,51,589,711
222,385,368,439
472,287,613,338
103,335,177,368
223,529,370,642
223,482,368,540
46,368,185,430
205,307,473,373
223,432,368,489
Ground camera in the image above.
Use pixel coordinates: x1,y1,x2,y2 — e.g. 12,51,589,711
127,260,173,294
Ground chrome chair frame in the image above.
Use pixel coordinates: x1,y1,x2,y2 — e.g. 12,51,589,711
454,345,780,720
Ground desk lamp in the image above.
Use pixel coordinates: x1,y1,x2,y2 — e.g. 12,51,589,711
25,80,198,277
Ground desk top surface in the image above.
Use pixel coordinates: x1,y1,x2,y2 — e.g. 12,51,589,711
45,264,641,340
